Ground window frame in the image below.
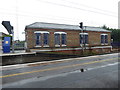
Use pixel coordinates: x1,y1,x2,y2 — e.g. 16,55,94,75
54,33,60,47
43,33,49,47
34,31,49,47
35,33,41,47
61,33,67,46
101,34,108,45
79,33,89,45
54,32,67,47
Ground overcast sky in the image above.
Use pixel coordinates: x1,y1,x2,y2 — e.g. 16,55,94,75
0,0,119,40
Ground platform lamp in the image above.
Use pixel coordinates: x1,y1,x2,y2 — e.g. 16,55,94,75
2,21,14,53
79,22,84,54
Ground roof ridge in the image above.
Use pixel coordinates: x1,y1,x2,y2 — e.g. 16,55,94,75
85,26,103,28
26,22,38,27
25,22,111,32
34,22,79,26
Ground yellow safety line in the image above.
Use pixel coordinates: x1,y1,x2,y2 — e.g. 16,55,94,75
0,57,118,78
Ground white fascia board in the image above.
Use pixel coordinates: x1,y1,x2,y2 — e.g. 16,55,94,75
54,32,67,34
34,31,49,34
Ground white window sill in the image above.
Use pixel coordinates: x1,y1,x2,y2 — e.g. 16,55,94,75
101,43,108,45
35,46,42,47
43,45,49,47
105,43,108,45
61,45,67,47
55,45,60,47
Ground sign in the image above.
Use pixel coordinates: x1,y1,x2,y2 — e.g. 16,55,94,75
3,37,11,46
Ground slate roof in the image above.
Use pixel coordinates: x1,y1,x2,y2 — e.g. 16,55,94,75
25,22,111,32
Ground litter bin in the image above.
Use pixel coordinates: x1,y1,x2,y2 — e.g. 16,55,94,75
2,37,11,53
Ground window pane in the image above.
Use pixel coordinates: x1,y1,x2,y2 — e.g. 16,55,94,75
55,34,60,45
101,35,104,44
61,34,66,45
80,34,83,44
36,33,41,45
80,34,88,44
43,33,49,45
105,35,108,43
85,35,88,44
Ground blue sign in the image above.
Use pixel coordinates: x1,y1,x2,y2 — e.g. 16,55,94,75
3,37,11,53
3,37,11,46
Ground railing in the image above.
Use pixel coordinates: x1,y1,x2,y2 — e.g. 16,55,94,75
13,43,25,50
111,42,120,48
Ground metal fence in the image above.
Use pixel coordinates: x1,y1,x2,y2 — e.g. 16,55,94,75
13,43,25,50
111,42,120,48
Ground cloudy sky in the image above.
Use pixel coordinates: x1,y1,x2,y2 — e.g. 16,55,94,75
0,0,119,40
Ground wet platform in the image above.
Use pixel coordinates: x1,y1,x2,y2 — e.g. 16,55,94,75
0,50,36,57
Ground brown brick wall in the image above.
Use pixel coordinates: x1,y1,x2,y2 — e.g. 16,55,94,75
66,30,80,47
26,30,35,48
88,31,101,46
88,31,111,46
25,28,111,49
48,48,111,55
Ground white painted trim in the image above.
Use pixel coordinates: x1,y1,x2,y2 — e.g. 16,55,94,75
101,34,108,36
43,45,49,47
35,46,42,47
101,43,105,45
80,44,89,46
105,43,108,45
55,45,60,47
32,46,112,52
101,43,108,45
79,33,88,35
91,46,112,49
62,44,67,46
54,32,67,34
34,31,49,34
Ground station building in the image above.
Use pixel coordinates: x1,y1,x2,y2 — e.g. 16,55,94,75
25,22,112,54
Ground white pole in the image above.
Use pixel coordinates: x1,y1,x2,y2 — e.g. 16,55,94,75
81,27,84,54
12,29,14,53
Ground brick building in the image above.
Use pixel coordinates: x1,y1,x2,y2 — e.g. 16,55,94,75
25,22,112,54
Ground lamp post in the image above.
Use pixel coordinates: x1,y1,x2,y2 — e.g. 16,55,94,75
79,22,84,55
1,21,14,53
11,29,14,53
84,26,87,50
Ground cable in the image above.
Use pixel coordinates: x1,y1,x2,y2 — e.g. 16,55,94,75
16,0,19,40
60,0,117,14
0,10,117,28
0,0,118,18
36,0,117,18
